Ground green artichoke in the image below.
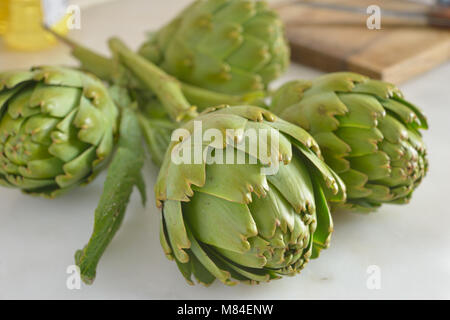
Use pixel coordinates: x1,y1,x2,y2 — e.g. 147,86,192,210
109,37,346,285
155,105,345,285
139,0,290,95
0,66,119,197
270,72,428,211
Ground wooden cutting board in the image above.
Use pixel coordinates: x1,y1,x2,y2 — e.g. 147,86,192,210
275,0,450,84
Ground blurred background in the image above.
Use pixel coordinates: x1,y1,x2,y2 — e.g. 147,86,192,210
1,0,448,82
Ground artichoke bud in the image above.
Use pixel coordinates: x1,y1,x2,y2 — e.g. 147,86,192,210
0,66,119,197
270,72,428,211
138,0,290,95
156,105,345,285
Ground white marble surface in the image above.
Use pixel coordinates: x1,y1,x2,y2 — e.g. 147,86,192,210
0,0,449,300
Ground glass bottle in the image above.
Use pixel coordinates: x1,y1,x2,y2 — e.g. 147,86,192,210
4,0,69,51
0,0,8,35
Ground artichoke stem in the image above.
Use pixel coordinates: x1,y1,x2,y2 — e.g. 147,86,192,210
108,37,198,122
43,25,114,81
181,83,267,111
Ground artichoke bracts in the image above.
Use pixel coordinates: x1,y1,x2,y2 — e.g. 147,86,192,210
270,73,428,211
0,66,119,197
139,0,290,95
155,105,345,285
110,38,345,285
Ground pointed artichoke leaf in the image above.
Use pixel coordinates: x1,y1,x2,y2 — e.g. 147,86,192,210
83,76,119,130
6,86,36,119
248,186,290,239
375,167,408,187
19,158,64,179
214,0,257,24
197,22,243,60
270,80,311,116
6,174,56,190
216,235,269,269
93,126,115,168
186,111,248,146
349,151,390,181
164,159,206,203
74,96,107,146
321,149,350,174
188,251,218,286
0,85,24,112
207,105,276,123
154,143,177,205
407,129,427,154
313,131,350,156
307,72,367,96
33,66,84,88
352,79,402,99
0,70,34,90
213,250,273,283
175,257,195,286
364,184,393,202
241,121,292,165
227,36,271,72
378,114,408,144
335,127,383,157
381,98,419,127
184,191,257,254
56,146,97,188
157,111,251,203
202,249,255,283
185,225,237,286
267,155,315,214
269,117,320,155
339,169,371,199
194,150,268,204
164,200,191,263
49,109,88,163
29,83,81,117
392,95,428,130
292,141,343,197
390,185,413,199
281,92,348,135
160,218,174,260
337,93,385,128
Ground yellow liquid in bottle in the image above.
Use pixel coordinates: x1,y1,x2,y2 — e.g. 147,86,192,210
5,0,70,51
0,0,8,35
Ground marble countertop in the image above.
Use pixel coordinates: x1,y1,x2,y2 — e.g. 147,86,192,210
0,0,449,299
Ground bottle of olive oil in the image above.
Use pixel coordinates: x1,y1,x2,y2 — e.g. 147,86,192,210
4,0,70,51
0,0,8,35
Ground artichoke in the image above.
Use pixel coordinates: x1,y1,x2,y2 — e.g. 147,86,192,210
270,72,428,211
0,66,119,197
139,0,290,95
155,105,345,285
109,37,345,285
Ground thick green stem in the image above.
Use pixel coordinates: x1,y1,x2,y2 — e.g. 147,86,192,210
75,105,146,284
44,26,114,81
181,83,267,111
108,37,198,122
